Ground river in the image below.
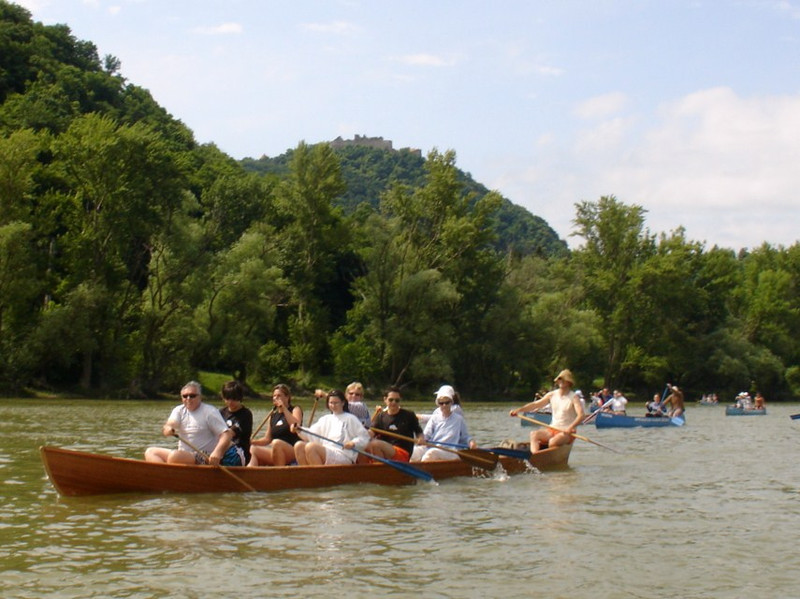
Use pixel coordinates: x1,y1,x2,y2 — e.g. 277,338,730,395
1,398,799,598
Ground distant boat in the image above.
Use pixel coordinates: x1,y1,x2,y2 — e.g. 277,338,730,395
697,399,718,406
594,412,685,428
725,406,766,416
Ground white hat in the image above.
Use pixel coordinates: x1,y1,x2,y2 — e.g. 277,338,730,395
434,385,455,400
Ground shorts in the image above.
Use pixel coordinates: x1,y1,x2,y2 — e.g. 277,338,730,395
196,445,245,466
324,446,356,465
390,445,411,463
221,445,245,466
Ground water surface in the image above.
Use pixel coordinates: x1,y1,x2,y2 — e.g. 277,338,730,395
2,399,799,598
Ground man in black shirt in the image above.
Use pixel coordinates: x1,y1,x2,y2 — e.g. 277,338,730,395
366,387,423,462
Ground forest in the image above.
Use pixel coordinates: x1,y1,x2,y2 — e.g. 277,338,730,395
1,1,799,402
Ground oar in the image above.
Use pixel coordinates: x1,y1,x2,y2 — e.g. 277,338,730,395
432,439,532,460
251,407,275,440
172,431,257,492
790,413,800,420
297,426,434,483
306,394,320,426
515,413,622,453
369,427,498,469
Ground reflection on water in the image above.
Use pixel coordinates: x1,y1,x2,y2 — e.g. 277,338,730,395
2,399,800,598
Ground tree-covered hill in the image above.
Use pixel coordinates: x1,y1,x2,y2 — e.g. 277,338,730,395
3,1,800,402
242,144,568,258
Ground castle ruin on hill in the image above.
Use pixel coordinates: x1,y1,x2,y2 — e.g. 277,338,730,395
329,134,421,156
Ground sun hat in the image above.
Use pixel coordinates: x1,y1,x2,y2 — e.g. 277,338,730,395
434,385,455,400
554,369,575,386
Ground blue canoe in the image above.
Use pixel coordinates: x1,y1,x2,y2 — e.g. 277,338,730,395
725,406,766,416
594,412,685,428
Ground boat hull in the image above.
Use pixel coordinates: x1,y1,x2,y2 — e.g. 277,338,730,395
594,412,684,428
40,444,572,497
725,406,766,416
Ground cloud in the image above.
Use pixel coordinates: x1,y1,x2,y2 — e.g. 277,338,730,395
193,22,243,35
394,53,458,67
574,87,800,247
301,20,358,35
574,92,629,120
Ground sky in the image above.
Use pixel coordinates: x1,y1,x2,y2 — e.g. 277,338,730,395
14,0,800,250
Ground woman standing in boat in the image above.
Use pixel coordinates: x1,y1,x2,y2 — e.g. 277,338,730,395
292,389,369,465
509,369,584,454
248,384,303,467
144,381,234,465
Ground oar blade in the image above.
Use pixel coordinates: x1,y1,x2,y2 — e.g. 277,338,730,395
671,416,685,426
790,413,800,420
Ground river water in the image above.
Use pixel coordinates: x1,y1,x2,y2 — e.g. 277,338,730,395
1,398,799,598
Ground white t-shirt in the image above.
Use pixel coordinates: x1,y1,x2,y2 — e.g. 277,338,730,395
168,402,229,455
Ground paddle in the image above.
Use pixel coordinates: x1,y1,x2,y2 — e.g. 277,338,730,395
422,439,532,460
369,427,498,469
251,407,275,440
790,413,800,420
297,426,434,483
171,431,257,492
515,413,622,453
306,394,320,426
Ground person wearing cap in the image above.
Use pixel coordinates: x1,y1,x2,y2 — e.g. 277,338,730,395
366,386,423,462
664,384,685,418
509,369,584,454
292,389,369,465
413,384,477,462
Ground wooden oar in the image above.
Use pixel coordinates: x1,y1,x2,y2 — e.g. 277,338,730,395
298,426,435,483
172,432,257,492
432,440,532,460
306,395,320,426
369,427,498,469
516,413,622,453
251,407,275,440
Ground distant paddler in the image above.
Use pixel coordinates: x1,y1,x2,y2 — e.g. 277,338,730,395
510,369,585,454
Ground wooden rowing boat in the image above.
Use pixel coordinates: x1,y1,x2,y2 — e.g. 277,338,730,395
40,443,572,497
594,412,685,428
725,406,767,416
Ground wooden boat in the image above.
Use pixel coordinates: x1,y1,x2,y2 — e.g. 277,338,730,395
520,411,552,426
725,406,767,416
40,443,572,497
594,412,685,428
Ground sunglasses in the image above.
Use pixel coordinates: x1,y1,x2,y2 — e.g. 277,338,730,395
387,397,401,403
437,400,453,406
181,393,198,399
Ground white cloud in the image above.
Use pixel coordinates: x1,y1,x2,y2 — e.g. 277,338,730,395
302,20,358,35
394,53,458,67
574,87,800,247
193,22,243,36
574,92,629,120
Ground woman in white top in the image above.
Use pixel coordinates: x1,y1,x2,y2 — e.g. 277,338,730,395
509,369,584,454
293,389,369,465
